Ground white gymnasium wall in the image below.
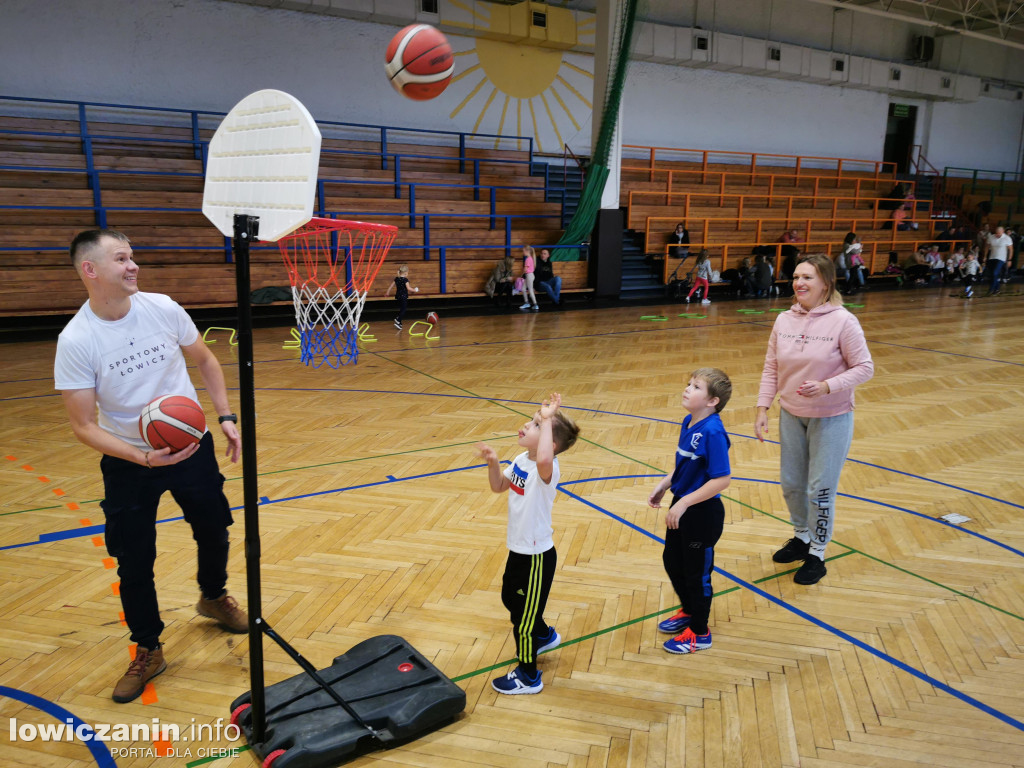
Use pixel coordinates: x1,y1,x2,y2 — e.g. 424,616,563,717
928,97,1024,175
622,62,889,162
0,0,1021,173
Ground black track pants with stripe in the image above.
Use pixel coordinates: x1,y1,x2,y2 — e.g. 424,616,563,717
501,547,557,674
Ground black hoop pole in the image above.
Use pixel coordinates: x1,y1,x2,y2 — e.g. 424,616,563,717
232,213,265,743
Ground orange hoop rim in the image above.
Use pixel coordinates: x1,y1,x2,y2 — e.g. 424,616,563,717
276,216,399,241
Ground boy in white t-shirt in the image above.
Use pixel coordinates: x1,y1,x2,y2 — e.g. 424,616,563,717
477,393,580,694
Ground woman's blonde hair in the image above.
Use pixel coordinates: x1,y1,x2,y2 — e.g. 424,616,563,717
795,253,843,306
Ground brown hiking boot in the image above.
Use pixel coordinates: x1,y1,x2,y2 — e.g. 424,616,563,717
112,644,166,703
196,593,248,633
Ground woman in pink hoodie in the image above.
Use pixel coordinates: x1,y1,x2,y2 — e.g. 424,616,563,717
754,254,874,585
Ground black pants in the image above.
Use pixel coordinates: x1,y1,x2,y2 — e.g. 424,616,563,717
501,548,556,674
100,432,233,649
662,496,725,635
395,294,408,323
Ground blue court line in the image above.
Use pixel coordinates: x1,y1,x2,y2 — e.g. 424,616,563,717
867,339,1024,368
0,464,493,551
4,390,1023,545
557,474,1024,559
0,685,116,767
555,476,1024,733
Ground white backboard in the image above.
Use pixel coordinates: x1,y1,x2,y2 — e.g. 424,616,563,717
202,89,322,242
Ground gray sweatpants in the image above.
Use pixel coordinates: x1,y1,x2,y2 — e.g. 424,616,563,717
779,408,854,559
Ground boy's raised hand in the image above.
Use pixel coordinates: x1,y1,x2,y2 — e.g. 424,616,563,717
539,392,562,419
476,443,498,463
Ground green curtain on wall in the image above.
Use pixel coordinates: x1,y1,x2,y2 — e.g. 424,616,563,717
554,0,640,260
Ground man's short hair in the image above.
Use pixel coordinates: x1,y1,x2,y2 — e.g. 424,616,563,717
70,229,131,268
691,367,732,413
551,411,580,454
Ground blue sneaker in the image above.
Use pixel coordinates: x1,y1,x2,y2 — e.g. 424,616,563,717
491,665,543,695
537,626,561,654
663,628,712,654
657,609,691,634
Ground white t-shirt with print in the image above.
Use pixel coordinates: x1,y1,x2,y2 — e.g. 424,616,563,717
987,233,1012,262
502,451,560,555
54,292,201,450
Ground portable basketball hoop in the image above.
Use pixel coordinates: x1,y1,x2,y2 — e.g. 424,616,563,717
202,91,463,767
278,217,397,367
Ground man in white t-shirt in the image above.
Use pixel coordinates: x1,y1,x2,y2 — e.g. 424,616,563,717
54,229,245,703
983,225,1012,295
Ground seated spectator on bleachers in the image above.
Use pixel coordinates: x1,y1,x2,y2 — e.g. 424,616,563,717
903,248,931,285
946,245,965,282
721,257,750,296
779,229,802,262
668,222,690,259
925,244,945,283
884,251,904,277
485,254,515,307
879,182,908,210
534,248,562,306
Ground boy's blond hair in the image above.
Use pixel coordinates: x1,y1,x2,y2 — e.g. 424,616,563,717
691,367,732,413
551,411,580,454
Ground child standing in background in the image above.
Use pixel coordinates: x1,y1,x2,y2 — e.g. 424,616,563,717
384,264,418,330
686,249,713,305
519,246,539,312
478,393,580,694
647,368,733,654
959,249,980,297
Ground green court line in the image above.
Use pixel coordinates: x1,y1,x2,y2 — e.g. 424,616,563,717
186,746,250,767
451,550,858,683
0,438,506,518
369,354,1024,623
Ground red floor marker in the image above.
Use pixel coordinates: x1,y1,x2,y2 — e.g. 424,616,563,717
152,736,172,755
66,502,80,511
79,518,91,526
119,611,126,626
38,476,49,483
21,465,33,471
53,488,66,496
5,455,15,461
91,536,104,547
103,557,115,569
128,644,136,660
111,582,120,596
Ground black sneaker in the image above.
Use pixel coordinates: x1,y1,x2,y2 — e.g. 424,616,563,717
772,537,809,563
793,554,827,585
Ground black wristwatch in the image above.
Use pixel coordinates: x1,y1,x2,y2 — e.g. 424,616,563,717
218,414,238,424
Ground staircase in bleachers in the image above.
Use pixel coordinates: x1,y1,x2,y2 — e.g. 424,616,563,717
619,228,665,300
0,97,590,319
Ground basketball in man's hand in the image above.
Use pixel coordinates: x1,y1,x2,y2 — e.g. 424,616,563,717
385,24,454,101
139,395,206,452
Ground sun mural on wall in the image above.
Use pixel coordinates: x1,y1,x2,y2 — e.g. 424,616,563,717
443,1,596,152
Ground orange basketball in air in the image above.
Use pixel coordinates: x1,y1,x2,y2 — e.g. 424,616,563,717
385,24,455,101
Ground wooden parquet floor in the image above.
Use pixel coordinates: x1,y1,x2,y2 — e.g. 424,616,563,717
1,287,1023,768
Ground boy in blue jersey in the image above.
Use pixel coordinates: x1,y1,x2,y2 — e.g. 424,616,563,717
478,393,580,694
647,368,732,654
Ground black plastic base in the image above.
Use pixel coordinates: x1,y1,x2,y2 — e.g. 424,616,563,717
229,635,466,767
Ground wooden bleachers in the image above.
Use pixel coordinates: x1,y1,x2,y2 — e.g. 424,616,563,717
618,148,964,282
0,110,582,317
